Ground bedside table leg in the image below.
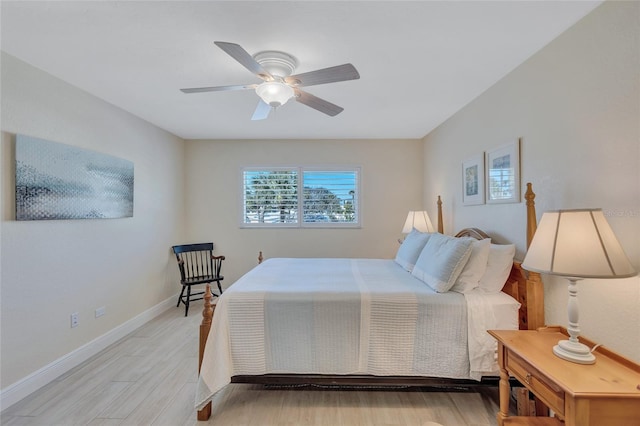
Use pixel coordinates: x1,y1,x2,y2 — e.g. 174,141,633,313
496,344,509,426
497,367,510,425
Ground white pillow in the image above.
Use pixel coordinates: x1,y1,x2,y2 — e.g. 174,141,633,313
411,233,473,293
478,244,516,293
395,228,432,272
450,238,491,294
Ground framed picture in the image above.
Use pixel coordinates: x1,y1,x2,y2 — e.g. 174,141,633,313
15,134,134,220
462,154,484,205
486,139,520,204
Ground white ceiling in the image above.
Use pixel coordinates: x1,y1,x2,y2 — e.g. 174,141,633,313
1,1,602,140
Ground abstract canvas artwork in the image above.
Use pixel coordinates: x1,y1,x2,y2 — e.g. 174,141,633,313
15,134,134,220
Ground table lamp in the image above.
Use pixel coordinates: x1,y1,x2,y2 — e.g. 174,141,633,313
522,209,637,364
402,211,434,234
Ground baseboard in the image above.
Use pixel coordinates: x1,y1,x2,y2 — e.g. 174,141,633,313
0,293,178,411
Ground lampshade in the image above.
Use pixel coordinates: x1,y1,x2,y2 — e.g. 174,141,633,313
522,209,636,279
255,81,294,107
402,211,434,234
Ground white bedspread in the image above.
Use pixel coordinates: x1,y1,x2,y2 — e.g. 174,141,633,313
196,258,519,410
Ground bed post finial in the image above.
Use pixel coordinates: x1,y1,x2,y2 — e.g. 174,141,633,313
525,183,537,249
258,251,263,264
202,284,213,327
437,195,444,234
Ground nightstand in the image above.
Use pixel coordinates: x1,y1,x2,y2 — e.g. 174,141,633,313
489,327,640,426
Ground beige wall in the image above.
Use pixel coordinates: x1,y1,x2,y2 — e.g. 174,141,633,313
184,139,424,285
0,53,186,388
423,1,640,361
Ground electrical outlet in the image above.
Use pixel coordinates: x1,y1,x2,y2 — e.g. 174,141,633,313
70,312,79,328
95,306,106,318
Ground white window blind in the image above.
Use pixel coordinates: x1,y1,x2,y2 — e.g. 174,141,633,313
243,169,299,225
242,167,360,228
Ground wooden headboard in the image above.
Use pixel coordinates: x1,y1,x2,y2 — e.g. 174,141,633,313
446,183,544,331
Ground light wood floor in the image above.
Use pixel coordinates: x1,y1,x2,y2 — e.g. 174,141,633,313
1,303,505,426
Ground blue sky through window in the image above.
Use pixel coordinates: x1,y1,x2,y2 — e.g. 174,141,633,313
303,171,356,201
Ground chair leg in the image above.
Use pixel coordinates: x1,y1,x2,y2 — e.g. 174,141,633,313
185,285,191,316
217,280,223,295
177,285,186,308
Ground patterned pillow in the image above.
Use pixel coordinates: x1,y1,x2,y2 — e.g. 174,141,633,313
411,233,473,293
394,228,432,272
450,238,491,293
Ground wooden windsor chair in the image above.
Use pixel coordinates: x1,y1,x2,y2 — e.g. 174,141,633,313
171,243,225,316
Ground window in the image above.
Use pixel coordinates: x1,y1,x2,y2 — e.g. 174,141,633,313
242,167,360,228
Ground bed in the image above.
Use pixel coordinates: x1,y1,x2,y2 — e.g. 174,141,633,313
195,183,544,420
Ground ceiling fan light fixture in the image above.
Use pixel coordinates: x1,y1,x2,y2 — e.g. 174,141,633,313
255,81,294,108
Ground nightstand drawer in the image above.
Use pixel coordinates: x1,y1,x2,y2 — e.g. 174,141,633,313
507,351,565,416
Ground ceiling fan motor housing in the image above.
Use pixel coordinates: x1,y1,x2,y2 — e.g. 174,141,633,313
253,51,298,78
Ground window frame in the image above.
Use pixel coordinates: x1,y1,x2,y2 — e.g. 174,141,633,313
240,165,361,229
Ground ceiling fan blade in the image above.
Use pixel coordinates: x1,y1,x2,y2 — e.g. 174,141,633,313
285,64,360,87
251,100,272,121
294,89,344,117
214,41,273,81
180,84,257,94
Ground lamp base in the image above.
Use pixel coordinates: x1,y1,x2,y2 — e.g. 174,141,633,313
553,339,595,364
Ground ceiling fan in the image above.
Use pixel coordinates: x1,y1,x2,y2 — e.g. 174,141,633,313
180,41,360,120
